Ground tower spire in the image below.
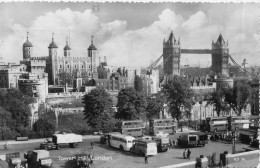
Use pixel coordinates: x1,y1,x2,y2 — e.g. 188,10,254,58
91,35,94,44
26,32,29,41
66,36,69,45
52,32,54,42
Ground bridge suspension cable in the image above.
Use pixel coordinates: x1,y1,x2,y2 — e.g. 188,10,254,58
228,54,257,77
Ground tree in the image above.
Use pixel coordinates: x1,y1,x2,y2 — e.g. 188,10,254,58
224,78,253,116
207,86,230,117
57,70,77,86
161,75,194,121
115,87,147,120
146,92,165,120
0,89,33,129
82,88,115,131
33,118,55,138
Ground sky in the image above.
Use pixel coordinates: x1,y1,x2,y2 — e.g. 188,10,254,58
0,2,260,68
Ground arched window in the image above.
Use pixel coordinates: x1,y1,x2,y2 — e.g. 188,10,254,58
67,65,70,69
60,65,62,69
82,65,84,69
89,65,91,69
75,65,77,69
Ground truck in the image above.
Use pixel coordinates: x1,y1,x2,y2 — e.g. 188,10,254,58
24,150,53,168
153,132,170,152
40,133,83,150
177,133,207,147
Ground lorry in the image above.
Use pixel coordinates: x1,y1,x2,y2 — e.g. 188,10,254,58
177,133,207,147
24,150,53,168
153,132,170,152
40,133,83,150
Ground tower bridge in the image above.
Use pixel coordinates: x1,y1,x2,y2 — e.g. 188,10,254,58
160,31,230,78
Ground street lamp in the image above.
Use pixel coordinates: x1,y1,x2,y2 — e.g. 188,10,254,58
199,100,202,124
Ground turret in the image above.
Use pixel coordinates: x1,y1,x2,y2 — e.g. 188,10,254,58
23,32,33,60
163,31,181,76
48,32,58,60
211,34,229,77
88,36,98,79
63,36,71,57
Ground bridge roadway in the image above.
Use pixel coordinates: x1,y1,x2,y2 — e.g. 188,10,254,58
181,49,221,54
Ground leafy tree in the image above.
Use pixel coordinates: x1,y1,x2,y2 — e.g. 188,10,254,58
207,85,230,117
82,88,114,131
0,89,33,129
115,87,147,120
224,78,253,116
33,118,55,138
146,92,165,120
57,70,77,86
161,75,194,121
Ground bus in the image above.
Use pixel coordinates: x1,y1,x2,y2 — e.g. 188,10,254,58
130,139,157,156
230,116,250,130
152,132,170,152
205,117,227,132
149,119,177,135
108,133,135,151
116,120,145,137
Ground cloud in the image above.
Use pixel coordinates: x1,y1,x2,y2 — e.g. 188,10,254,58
1,6,260,69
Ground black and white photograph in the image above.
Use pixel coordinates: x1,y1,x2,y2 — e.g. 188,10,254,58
0,1,260,168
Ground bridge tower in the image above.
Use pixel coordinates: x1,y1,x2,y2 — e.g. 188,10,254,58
211,34,229,77
163,31,181,76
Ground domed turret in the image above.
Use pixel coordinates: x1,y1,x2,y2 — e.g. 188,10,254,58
23,32,33,60
64,36,71,57
88,36,97,50
48,33,58,49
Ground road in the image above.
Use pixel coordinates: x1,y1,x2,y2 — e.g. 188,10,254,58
0,132,250,168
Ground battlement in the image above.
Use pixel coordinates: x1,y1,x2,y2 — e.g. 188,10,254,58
18,79,45,84
30,56,49,60
57,56,88,61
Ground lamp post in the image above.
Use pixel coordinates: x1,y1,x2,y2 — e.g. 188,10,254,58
199,100,202,124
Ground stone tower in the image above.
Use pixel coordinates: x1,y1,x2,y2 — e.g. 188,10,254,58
163,31,181,76
64,36,71,57
23,32,33,61
48,33,58,85
88,36,98,79
211,34,229,77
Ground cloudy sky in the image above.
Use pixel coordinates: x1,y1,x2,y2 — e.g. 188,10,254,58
0,2,260,68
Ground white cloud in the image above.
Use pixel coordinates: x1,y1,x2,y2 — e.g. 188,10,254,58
1,7,260,69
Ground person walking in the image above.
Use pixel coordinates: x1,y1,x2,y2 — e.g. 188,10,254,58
90,141,94,149
183,149,187,159
144,154,148,164
187,149,191,159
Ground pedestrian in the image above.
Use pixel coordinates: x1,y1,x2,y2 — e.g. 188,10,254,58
91,141,94,149
187,149,191,159
145,154,148,164
183,149,187,159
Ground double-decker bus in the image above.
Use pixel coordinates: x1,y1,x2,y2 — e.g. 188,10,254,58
149,119,177,135
108,133,135,151
205,117,227,132
230,116,250,130
152,132,170,152
116,120,145,137
130,139,157,156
